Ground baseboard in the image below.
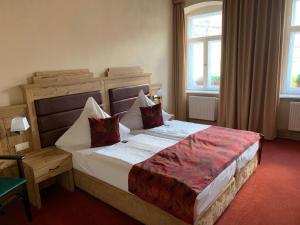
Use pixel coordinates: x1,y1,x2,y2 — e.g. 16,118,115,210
277,129,300,141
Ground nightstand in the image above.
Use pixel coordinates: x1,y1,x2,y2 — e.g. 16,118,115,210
23,148,74,208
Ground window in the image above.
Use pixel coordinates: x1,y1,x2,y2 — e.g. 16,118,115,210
282,0,300,95
186,4,222,92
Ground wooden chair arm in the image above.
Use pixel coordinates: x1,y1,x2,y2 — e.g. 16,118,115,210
0,155,24,161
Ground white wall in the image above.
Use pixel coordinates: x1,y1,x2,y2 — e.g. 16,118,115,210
0,0,173,111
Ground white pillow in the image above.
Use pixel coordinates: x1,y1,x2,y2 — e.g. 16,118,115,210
120,90,171,130
55,97,130,150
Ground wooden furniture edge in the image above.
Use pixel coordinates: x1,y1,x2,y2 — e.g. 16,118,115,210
33,69,93,83
73,153,259,225
74,168,189,225
258,134,264,164
74,169,235,225
22,77,103,89
23,147,74,208
0,104,27,116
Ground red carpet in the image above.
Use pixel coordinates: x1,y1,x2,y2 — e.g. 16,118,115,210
1,139,300,225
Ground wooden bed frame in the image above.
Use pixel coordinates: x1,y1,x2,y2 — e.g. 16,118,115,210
73,155,258,225
22,68,262,225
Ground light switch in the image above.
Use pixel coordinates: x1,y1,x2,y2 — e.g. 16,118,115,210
15,142,29,152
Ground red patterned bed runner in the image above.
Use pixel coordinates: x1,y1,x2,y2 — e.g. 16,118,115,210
128,126,260,224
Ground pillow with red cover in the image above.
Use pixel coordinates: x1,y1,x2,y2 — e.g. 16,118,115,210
140,103,164,129
88,116,120,148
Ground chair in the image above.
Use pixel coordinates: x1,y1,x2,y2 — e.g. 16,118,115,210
0,155,32,222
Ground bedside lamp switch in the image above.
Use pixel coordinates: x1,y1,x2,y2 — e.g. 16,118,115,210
15,142,29,152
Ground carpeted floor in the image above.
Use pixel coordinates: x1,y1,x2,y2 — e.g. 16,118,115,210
1,138,300,225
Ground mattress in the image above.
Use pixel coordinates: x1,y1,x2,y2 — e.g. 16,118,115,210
63,134,236,221
132,120,260,172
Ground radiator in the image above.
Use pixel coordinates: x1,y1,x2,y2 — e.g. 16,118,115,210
288,102,300,132
188,96,218,121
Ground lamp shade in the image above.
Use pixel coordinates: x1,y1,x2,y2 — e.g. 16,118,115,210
156,88,164,97
11,117,30,132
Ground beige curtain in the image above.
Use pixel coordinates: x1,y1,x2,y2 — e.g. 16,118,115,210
173,2,187,120
218,0,285,140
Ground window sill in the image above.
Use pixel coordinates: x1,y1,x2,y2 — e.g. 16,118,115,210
280,94,300,99
186,90,219,95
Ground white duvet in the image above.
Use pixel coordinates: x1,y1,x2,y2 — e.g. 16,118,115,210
92,134,176,165
131,120,210,140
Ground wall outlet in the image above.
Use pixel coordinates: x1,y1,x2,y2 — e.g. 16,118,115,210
15,142,29,152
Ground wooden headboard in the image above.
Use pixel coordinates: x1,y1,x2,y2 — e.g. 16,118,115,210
103,67,161,117
23,69,103,151
23,68,160,151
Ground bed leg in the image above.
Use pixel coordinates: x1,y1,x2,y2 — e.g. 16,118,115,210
258,134,264,165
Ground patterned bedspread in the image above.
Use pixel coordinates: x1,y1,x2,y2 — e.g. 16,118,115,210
128,126,260,224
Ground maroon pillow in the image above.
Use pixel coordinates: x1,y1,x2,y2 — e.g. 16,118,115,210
140,103,164,129
88,116,120,148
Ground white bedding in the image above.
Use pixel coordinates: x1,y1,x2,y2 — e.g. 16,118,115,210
131,120,210,140
132,120,259,172
63,134,236,221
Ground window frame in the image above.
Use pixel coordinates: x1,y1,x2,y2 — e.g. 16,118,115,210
281,0,300,95
185,4,222,92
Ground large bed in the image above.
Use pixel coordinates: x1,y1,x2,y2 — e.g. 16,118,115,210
23,68,263,225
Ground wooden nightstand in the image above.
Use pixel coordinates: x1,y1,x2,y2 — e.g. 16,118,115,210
23,148,74,208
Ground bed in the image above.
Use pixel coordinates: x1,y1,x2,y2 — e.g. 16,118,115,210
65,134,237,221
22,68,263,225
108,83,263,189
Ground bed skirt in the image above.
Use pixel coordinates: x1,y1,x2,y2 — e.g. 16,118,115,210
235,154,258,192
73,153,258,225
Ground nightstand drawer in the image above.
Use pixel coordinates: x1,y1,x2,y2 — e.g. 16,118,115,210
34,156,72,183
23,148,74,208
